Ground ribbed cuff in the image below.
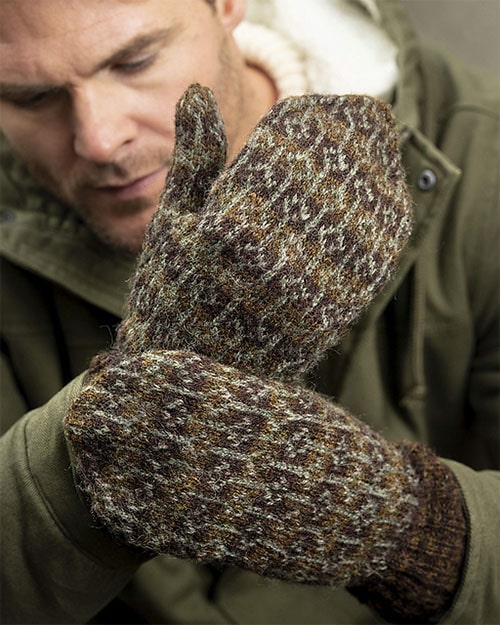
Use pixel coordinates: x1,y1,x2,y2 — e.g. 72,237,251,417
349,442,467,623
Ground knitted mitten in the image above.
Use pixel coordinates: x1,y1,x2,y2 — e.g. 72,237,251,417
114,84,413,381
66,350,466,620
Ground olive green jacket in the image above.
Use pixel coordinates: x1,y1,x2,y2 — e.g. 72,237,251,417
1,2,499,623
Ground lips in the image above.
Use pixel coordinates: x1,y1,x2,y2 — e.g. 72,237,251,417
97,167,167,201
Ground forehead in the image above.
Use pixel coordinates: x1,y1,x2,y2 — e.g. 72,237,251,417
0,0,195,82
0,0,158,41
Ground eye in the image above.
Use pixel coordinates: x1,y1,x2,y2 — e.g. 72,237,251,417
114,53,157,75
5,89,60,110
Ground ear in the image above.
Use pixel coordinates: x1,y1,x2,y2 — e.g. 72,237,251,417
215,0,246,32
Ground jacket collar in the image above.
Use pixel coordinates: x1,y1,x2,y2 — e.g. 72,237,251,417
377,0,421,129
0,139,135,318
362,0,462,317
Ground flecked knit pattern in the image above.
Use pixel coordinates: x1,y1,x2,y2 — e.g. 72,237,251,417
116,84,413,381
66,350,421,587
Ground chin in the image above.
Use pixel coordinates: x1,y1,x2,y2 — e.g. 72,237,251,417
90,211,156,255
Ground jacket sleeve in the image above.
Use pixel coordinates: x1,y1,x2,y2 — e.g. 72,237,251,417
442,91,500,624
441,462,500,625
0,368,146,624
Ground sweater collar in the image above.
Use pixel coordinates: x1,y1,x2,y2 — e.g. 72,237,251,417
236,0,398,101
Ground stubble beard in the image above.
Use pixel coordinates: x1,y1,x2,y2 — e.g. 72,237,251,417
23,148,171,255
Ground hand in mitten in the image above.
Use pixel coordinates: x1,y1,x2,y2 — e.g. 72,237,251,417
66,350,466,622
115,84,413,381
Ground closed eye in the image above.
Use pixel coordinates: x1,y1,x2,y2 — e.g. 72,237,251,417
2,88,62,110
113,53,158,75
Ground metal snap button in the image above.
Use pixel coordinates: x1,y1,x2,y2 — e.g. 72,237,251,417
417,168,437,192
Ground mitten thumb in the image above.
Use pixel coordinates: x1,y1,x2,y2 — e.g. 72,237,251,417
157,83,227,218
114,85,227,353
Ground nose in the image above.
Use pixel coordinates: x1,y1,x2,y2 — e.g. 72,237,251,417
72,83,137,163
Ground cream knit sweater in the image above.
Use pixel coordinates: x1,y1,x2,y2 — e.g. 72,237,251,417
235,0,398,101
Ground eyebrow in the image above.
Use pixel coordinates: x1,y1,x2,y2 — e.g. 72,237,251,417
95,27,175,71
0,27,175,99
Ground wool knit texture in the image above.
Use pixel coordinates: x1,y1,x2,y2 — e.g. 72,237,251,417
115,84,413,381
67,349,422,587
65,85,466,617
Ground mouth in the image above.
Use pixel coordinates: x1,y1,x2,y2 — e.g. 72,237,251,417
96,167,167,201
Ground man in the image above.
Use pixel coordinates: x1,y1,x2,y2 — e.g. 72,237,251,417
0,0,275,255
0,1,498,624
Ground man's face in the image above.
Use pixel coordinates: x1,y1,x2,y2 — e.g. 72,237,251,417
0,0,249,253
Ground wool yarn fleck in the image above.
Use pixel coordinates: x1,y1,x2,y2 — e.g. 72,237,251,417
115,84,413,381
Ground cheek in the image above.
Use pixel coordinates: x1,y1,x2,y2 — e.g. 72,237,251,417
137,84,178,140
147,33,226,113
1,109,74,174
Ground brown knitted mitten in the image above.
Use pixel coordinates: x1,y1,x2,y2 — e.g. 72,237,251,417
115,84,413,381
66,350,465,620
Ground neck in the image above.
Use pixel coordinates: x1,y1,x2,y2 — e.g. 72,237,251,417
246,61,279,115
227,62,278,163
